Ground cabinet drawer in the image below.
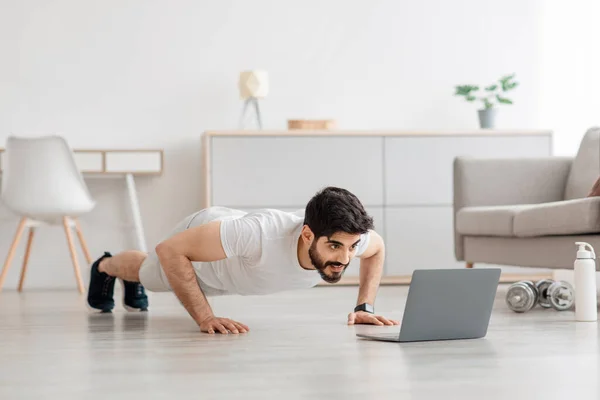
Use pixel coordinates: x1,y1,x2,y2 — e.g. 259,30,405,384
383,206,463,275
74,152,103,172
384,135,551,205
210,136,384,207
104,151,163,173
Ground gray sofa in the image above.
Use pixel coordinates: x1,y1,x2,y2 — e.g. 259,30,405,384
453,127,600,270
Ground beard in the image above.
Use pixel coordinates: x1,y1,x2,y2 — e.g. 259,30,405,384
309,241,349,283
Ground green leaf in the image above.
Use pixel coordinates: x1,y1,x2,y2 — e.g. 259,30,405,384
466,95,476,101
500,74,518,91
496,95,513,104
485,84,497,91
455,85,479,95
499,73,516,83
454,86,468,96
503,82,518,91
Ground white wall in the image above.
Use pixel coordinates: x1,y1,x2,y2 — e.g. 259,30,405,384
536,0,600,156
0,0,595,289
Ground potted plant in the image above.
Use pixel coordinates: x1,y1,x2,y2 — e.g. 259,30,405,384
454,73,518,129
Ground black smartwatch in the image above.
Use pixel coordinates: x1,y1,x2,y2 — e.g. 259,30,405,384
354,303,374,314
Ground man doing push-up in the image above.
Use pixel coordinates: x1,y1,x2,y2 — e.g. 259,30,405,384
86,186,399,334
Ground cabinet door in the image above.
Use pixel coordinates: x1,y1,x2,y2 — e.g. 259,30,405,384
384,135,551,206
210,136,384,208
238,207,384,278
383,206,463,276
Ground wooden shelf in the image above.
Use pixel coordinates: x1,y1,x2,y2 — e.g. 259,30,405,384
204,129,552,137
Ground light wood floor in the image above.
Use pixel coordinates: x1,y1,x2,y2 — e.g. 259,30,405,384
1,284,599,399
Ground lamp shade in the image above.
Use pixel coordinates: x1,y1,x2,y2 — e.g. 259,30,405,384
238,70,269,99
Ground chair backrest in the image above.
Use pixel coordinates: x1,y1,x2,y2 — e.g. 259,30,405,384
1,135,95,217
564,127,600,200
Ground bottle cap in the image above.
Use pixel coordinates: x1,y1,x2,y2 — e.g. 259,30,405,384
576,242,596,259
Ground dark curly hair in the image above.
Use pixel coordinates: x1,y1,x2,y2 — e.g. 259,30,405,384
304,186,374,238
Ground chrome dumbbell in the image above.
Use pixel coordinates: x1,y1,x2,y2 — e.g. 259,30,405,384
506,280,538,313
506,279,575,313
535,279,575,311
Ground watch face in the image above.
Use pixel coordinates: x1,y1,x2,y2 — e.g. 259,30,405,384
356,303,374,313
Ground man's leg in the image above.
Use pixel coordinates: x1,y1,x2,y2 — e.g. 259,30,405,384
88,211,206,312
98,250,146,282
87,251,149,313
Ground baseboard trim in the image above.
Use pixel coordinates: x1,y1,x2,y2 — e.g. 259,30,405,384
316,273,554,287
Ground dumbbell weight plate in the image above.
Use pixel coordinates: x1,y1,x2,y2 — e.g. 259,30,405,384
535,279,555,309
506,281,538,313
548,281,575,311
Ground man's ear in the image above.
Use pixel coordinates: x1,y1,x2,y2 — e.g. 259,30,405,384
301,225,314,244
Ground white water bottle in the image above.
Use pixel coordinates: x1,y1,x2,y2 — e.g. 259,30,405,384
574,242,598,322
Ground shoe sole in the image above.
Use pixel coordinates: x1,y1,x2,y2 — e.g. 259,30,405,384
86,302,113,313
119,279,148,312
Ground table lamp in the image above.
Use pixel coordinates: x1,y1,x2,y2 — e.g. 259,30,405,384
238,70,268,129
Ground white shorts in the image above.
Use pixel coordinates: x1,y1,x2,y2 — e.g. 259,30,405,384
138,211,228,297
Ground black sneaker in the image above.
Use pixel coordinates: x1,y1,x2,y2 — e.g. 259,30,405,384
87,252,116,313
122,280,149,312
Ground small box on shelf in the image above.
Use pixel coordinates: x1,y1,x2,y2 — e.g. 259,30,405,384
287,119,336,130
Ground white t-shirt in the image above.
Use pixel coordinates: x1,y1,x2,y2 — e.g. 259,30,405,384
184,206,371,296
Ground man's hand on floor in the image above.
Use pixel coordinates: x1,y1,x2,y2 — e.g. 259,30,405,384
347,311,400,326
199,316,250,334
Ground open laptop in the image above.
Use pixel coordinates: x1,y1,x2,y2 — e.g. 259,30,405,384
356,268,501,343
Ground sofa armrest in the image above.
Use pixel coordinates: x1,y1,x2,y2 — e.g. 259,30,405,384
453,156,573,261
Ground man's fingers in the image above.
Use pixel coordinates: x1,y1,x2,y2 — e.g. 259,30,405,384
370,315,384,326
224,321,239,334
203,318,249,335
347,313,356,325
237,322,250,332
376,316,394,326
215,323,229,334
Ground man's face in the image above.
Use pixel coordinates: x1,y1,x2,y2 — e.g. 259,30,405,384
308,232,362,283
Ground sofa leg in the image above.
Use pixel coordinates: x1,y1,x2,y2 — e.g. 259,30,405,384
466,262,474,268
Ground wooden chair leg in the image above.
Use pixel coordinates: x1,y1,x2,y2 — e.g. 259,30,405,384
0,218,28,293
466,262,474,268
17,228,36,292
63,217,85,294
73,218,92,264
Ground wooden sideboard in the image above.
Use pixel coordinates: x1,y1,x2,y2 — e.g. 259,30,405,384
202,130,553,279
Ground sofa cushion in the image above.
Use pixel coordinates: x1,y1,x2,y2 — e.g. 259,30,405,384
456,205,535,237
564,127,600,200
513,197,600,237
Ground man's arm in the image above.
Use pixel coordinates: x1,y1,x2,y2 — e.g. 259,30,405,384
356,230,385,307
347,230,399,326
155,220,249,334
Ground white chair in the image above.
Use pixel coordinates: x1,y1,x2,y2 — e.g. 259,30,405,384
0,135,96,293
